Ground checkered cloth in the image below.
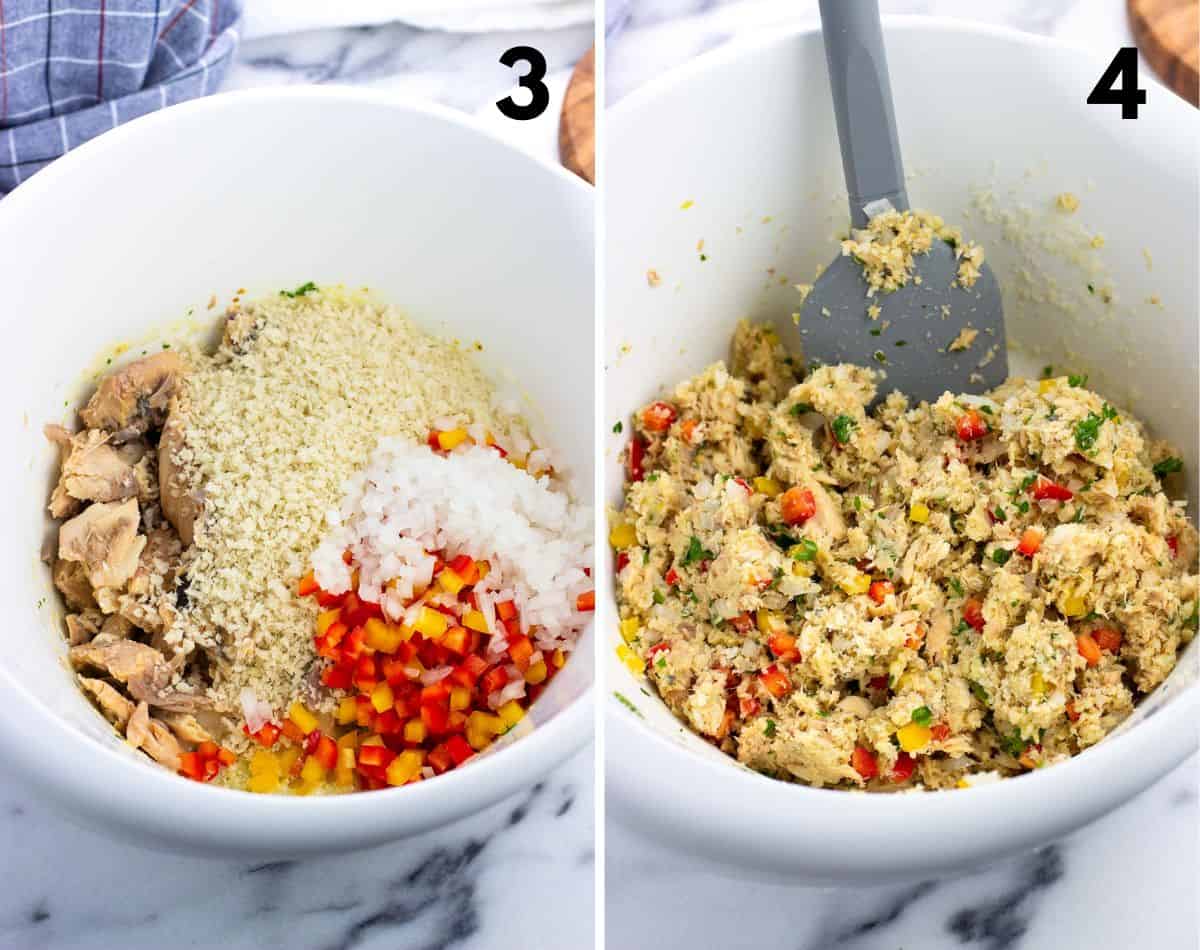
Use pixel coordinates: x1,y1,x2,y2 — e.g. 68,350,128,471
0,0,242,195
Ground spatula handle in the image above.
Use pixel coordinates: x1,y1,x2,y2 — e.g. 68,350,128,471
818,0,909,227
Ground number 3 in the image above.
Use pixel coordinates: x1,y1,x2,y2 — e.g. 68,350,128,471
497,46,550,121
1087,48,1147,119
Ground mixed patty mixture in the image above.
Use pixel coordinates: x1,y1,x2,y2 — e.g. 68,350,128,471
612,321,1198,790
47,285,591,792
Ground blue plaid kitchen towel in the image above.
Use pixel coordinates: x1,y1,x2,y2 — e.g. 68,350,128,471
0,0,242,195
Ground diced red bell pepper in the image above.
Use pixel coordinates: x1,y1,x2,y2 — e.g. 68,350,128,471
354,653,378,690
646,642,671,661
869,675,889,691
448,554,479,585
178,751,204,781
1093,627,1123,653
739,696,761,718
758,664,792,699
421,702,450,735
297,572,320,597
733,477,752,494
445,734,474,766
930,722,951,742
851,746,878,780
955,409,988,442
963,597,985,631
664,568,680,587
508,635,534,670
281,719,305,743
375,709,402,735
891,752,916,782
1077,633,1102,667
451,654,488,687
495,600,518,622
357,744,396,770
627,437,646,483
243,721,282,748
642,401,677,433
780,487,816,525
302,730,322,755
316,588,345,608
480,666,509,697
1167,535,1179,557
1030,476,1073,502
440,625,474,656
313,735,337,770
616,552,630,573
767,632,801,664
868,580,895,604
427,743,455,774
729,613,754,634
576,590,595,611
1017,527,1043,557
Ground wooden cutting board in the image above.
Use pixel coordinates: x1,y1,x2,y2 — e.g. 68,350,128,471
1128,0,1199,106
559,46,595,184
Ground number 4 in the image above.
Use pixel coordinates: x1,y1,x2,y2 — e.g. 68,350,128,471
1087,48,1147,119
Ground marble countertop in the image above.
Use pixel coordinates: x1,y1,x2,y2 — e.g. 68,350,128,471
605,3,1196,950
0,11,596,950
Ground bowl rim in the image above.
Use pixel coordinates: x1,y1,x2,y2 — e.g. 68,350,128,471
0,86,593,845
603,15,1199,838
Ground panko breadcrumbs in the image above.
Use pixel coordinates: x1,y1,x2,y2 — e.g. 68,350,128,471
613,321,1198,791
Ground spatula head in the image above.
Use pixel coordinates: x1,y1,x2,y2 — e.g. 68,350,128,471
790,239,1007,405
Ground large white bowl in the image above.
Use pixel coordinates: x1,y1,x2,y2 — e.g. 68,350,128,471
604,19,1198,883
0,88,593,858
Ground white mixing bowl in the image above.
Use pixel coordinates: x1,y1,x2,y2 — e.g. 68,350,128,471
604,19,1198,882
0,88,593,858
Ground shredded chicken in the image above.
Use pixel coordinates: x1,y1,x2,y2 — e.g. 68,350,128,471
80,352,184,441
125,701,181,770
58,498,146,591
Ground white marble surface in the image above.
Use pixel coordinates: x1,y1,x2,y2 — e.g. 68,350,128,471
0,11,596,950
604,3,1197,950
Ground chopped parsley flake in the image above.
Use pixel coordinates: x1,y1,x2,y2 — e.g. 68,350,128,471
790,402,815,416
1068,373,1088,388
280,281,317,298
681,535,715,567
613,420,623,434
613,692,643,717
1074,404,1117,453
652,590,665,605
911,706,933,727
1154,457,1184,478
764,719,777,738
790,538,819,562
969,681,990,704
831,414,857,444
992,548,1012,566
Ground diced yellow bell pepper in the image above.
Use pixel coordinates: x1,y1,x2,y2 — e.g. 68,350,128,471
247,772,279,794
436,428,470,451
363,617,405,653
288,701,318,735
552,649,566,669
909,502,930,523
897,722,932,752
403,719,427,744
414,606,448,639
249,749,280,777
316,609,341,636
609,521,638,550
370,682,394,714
450,686,471,711
300,756,326,784
438,569,467,595
497,701,525,730
753,477,782,497
336,696,359,725
756,610,785,635
616,644,644,676
525,660,548,685
277,746,302,774
1031,671,1046,696
1061,592,1088,618
385,749,425,786
475,560,490,580
841,572,871,596
1038,378,1056,395
463,609,490,633
619,617,641,643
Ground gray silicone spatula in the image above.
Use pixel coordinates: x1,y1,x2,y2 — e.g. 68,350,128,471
790,0,1007,403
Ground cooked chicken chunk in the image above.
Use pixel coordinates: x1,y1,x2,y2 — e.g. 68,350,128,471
158,406,202,547
45,426,137,517
58,498,146,591
162,712,213,745
78,676,135,729
79,352,184,441
69,637,170,690
52,558,96,611
126,701,181,771
63,610,102,645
